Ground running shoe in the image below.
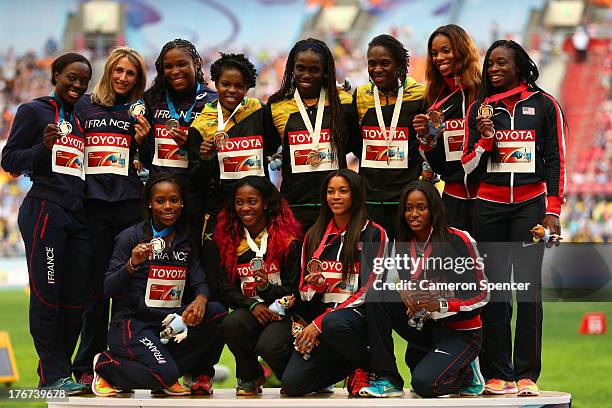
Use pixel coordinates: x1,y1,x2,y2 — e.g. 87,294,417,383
153,381,191,396
484,378,518,395
517,379,539,396
41,377,88,395
77,372,94,387
459,357,485,396
346,368,371,397
358,378,404,398
236,377,263,396
190,375,214,395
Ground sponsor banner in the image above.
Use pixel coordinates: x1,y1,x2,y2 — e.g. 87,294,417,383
51,134,85,180
85,133,130,176
443,119,465,162
152,125,188,168
145,265,187,308
360,126,409,169
217,135,265,179
288,129,337,173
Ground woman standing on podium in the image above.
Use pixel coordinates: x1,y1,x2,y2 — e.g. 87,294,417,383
1,53,92,394
351,34,426,238
72,46,149,387
414,25,481,233
267,38,357,231
462,40,566,396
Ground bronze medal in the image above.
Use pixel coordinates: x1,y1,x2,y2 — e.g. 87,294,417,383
478,103,494,119
57,120,72,136
307,150,323,166
306,258,323,275
427,110,444,129
165,118,180,131
213,130,229,148
150,237,165,255
129,101,146,118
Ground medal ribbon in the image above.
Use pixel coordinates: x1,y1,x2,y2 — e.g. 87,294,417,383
409,227,434,279
311,220,343,261
244,228,269,258
151,221,175,238
50,92,74,126
217,99,243,132
373,81,404,150
166,82,201,124
294,87,326,152
429,89,459,112
483,83,528,104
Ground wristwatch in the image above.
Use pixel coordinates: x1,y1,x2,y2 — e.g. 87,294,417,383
437,298,448,314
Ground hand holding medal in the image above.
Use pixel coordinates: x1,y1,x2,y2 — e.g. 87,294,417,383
476,104,495,140
129,242,153,273
43,123,61,150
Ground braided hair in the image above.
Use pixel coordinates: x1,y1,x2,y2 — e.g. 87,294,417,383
268,38,347,168
368,34,409,86
150,39,207,104
210,52,257,89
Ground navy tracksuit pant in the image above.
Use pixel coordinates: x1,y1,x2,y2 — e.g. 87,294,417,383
94,302,226,390
18,196,91,386
73,199,140,378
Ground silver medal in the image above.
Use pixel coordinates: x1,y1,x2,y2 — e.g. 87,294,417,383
57,120,72,136
150,237,165,255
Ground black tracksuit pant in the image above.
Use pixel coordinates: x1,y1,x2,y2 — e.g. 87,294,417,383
220,308,293,382
366,297,481,397
282,307,370,396
474,195,545,383
442,192,475,235
95,301,226,390
73,199,140,377
18,196,91,386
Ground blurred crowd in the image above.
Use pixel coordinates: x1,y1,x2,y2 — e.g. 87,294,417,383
1,35,610,256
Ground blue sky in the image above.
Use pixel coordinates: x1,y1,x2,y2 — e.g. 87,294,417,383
0,0,545,56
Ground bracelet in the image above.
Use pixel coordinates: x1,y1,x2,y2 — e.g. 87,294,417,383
127,258,136,273
257,281,270,291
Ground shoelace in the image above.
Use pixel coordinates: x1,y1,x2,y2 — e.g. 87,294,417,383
347,369,372,393
80,373,94,384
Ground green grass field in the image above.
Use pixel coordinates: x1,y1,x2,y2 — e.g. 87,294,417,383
0,289,610,407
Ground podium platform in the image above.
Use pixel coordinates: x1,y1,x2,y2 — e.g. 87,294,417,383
48,388,571,408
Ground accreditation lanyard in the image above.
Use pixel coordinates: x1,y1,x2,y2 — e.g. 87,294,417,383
294,87,326,150
409,228,433,279
166,82,201,125
50,92,74,126
483,83,528,105
217,100,243,132
151,221,175,239
245,228,269,258
373,81,403,150
429,89,459,112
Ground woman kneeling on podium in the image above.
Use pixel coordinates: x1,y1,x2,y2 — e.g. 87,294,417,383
360,181,489,398
91,172,226,397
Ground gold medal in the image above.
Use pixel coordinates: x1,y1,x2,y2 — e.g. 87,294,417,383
478,103,494,119
150,237,165,255
165,118,180,131
129,101,146,118
213,130,229,148
57,120,72,136
306,258,323,274
427,110,444,129
249,257,265,273
307,150,323,167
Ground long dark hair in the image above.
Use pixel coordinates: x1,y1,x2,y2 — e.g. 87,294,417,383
141,172,186,237
215,176,301,282
268,38,347,168
397,181,449,243
149,39,207,104
425,24,480,106
478,40,567,163
305,169,366,279
367,34,409,86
